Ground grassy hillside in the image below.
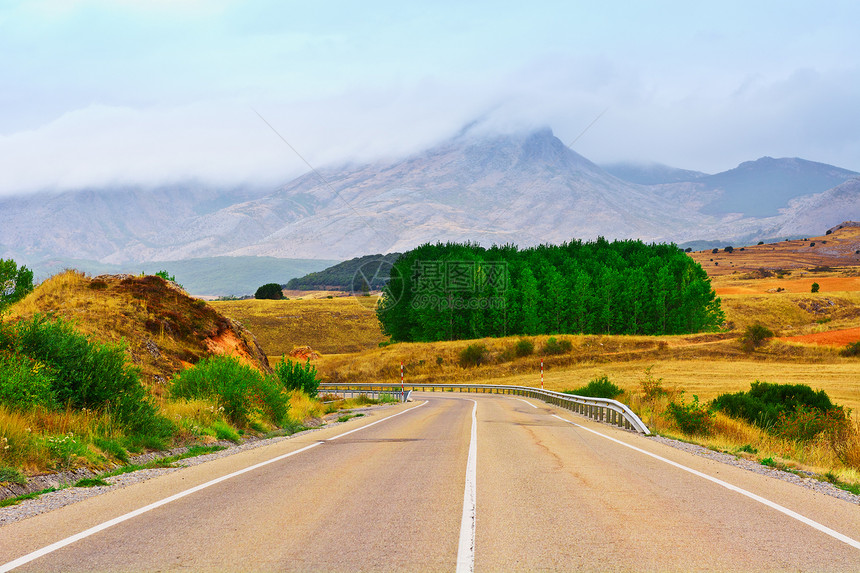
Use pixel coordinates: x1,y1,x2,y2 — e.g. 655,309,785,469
9,271,271,393
0,271,342,479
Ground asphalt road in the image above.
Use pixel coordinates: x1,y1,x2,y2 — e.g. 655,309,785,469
1,393,859,572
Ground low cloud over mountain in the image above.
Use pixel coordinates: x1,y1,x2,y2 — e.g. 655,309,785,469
1,126,858,265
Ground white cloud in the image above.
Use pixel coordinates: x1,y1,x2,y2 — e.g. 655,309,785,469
1,1,859,194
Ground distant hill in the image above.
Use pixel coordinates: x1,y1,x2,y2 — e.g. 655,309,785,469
693,157,859,217
601,162,709,185
0,182,271,264
769,178,860,237
286,253,401,291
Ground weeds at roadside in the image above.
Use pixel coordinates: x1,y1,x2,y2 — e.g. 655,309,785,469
0,487,58,508
640,365,666,400
74,477,109,488
0,466,26,485
823,471,860,495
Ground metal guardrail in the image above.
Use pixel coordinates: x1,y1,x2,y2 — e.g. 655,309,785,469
319,386,412,403
318,383,649,434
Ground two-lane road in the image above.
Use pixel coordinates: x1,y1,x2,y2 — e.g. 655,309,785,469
1,394,858,571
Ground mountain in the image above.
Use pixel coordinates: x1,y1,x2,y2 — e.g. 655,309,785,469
674,157,858,218
0,182,271,263
1,124,859,268
767,178,860,237
601,162,709,185
217,127,701,258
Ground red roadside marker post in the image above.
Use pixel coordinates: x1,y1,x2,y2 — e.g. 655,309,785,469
541,359,544,390
401,360,404,396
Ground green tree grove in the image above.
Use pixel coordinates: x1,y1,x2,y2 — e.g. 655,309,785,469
377,239,724,342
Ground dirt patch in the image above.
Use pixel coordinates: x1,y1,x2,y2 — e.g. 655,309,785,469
780,327,860,347
715,276,860,295
205,329,260,368
289,345,322,361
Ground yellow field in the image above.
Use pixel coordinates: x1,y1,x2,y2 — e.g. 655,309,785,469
211,296,385,356
210,289,860,415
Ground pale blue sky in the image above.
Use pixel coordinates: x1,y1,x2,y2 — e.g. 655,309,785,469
1,0,858,194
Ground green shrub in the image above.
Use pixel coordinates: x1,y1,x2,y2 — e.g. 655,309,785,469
666,394,713,435
712,381,841,439
640,365,666,400
811,282,820,293
739,323,774,351
459,343,488,367
840,341,860,357
773,406,848,443
254,283,285,300
42,433,96,470
154,270,183,289
514,338,534,357
543,336,572,355
253,373,291,425
564,375,623,399
0,315,170,437
171,355,289,426
0,354,57,410
274,357,320,397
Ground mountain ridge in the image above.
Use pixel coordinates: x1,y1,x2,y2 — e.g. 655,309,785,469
1,126,858,266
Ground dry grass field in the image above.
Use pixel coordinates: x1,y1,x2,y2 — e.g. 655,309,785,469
211,295,386,357
689,224,860,275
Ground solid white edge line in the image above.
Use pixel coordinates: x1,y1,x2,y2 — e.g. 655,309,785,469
517,398,538,409
0,401,428,573
551,414,860,551
455,399,478,573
